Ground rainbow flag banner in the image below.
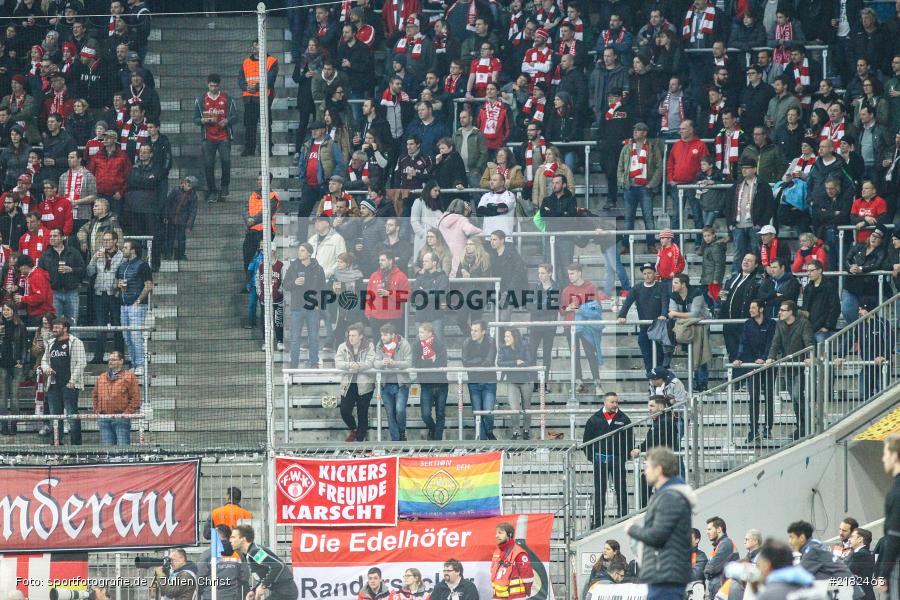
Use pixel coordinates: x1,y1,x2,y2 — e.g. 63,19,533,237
398,451,503,519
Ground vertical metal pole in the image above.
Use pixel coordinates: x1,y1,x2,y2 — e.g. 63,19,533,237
457,372,464,441
838,229,845,298
569,326,576,402
538,369,546,440
822,48,829,83
376,371,383,442
687,343,694,397
633,455,643,511
476,415,482,439
726,378,734,448
678,188,684,243
494,281,500,324
266,450,277,547
138,415,145,445
258,2,276,451
283,376,289,443
583,144,591,208
550,235,556,272
662,141,669,205
878,277,884,306
628,234,635,288
142,330,151,406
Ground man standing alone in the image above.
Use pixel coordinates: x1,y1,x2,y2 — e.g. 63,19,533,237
41,317,86,445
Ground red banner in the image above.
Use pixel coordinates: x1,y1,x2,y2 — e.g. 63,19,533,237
275,455,399,526
290,514,555,600
0,459,199,552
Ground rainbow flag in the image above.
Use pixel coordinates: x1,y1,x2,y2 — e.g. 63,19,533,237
398,451,503,519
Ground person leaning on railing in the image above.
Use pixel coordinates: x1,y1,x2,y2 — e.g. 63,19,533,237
92,350,140,446
841,224,888,325
766,300,813,440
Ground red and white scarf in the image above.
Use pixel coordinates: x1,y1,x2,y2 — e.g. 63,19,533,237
380,88,410,107
465,0,477,31
773,21,794,64
480,100,503,135
707,100,724,130
521,96,545,123
561,17,584,40
820,119,845,142
660,93,686,131
792,58,811,108
550,64,561,86
108,15,116,36
628,140,649,185
682,5,716,42
347,163,370,182
508,10,523,39
791,154,816,177
64,169,84,204
420,335,436,361
444,73,463,94
49,87,68,115
432,32,447,54
602,28,625,47
557,40,577,57
113,106,127,128
472,57,497,88
61,58,74,74
119,119,149,152
395,34,424,59
542,162,559,178
715,129,742,174
535,5,559,28
760,239,780,267
605,100,622,121
339,0,352,22
524,136,547,185
381,334,400,358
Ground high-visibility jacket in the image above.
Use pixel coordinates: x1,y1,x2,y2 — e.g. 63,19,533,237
247,191,280,232
490,541,534,600
242,55,277,97
211,502,253,528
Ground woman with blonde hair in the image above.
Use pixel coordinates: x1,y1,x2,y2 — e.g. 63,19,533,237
414,227,453,275
398,568,429,600
480,147,525,190
438,198,482,276
531,144,575,208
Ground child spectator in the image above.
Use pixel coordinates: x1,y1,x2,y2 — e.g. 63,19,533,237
163,175,198,261
655,229,685,295
698,226,726,309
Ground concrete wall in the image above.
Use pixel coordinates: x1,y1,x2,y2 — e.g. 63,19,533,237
573,387,899,591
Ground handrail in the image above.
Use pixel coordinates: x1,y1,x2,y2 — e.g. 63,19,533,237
472,407,598,440
0,412,150,446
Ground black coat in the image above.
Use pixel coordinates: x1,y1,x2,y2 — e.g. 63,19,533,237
0,209,26,251
739,82,775,133
847,548,876,600
719,270,764,320
432,151,467,190
757,273,801,318
283,258,326,312
627,477,695,585
583,409,633,461
724,178,775,228
802,278,841,331
638,411,681,453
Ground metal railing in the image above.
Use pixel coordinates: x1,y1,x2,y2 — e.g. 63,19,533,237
661,138,715,202
0,412,149,446
281,366,544,442
472,407,598,441
683,45,829,78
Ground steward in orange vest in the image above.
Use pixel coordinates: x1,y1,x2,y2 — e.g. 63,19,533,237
238,40,278,156
242,173,281,279
490,523,534,600
203,487,253,540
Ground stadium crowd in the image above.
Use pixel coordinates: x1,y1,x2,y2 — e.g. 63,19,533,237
238,0,900,446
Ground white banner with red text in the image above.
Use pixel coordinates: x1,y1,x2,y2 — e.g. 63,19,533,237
290,514,554,600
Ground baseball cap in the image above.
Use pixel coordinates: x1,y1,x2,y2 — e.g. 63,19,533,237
183,175,199,186
648,367,669,380
640,262,656,272
127,51,140,61
740,157,757,168
758,224,777,235
633,122,649,132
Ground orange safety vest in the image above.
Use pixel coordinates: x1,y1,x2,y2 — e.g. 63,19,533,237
490,542,533,600
242,55,277,97
211,503,253,528
247,191,280,231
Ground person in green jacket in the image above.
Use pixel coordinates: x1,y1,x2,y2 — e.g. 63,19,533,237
740,126,787,184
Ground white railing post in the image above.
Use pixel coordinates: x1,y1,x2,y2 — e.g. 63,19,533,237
583,144,591,208
456,372,464,441
375,371,383,442
538,369,546,440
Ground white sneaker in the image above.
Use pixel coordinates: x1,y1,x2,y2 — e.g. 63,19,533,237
133,367,144,376
261,344,267,351
277,342,284,351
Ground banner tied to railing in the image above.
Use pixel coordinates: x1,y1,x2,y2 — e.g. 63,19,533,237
275,452,504,525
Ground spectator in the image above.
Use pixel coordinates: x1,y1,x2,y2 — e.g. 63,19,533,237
597,87,632,210
328,252,363,349
438,199,481,277
626,446,695,600
586,539,629,589
496,328,533,440
405,101,446,160
194,73,237,204
724,159,775,273
618,263,669,372
88,129,130,215
464,37,501,100
559,263,602,393
735,297,777,443
583,392,632,526
410,183,444,258
666,120,706,230
59,150,97,236
740,126,787,185
481,147,524,191
308,216,347,283
811,180,853,272
40,73,75,127
698,226,726,309
284,243,324,370
791,232,828,275
298,120,345,218
452,110,488,188
799,259,840,344
18,212,50,260
648,366,687,407
655,229,685,295
124,144,161,267
618,122,661,251
461,320,497,440
757,257,800,319
334,322,375,443
431,559,478,600
767,300,814,439
712,109,747,183
163,175,198,261
668,273,711,388
415,322,448,441
787,520,857,581
856,106,887,181
37,179,73,236
392,135,431,191
380,217,412,275
516,123,547,193
40,316,84,445
631,396,681,506
315,175,354,218
38,227,83,323
476,82,510,152
14,254,53,329
719,253,764,361
238,40,277,157
115,239,152,374
846,528,876,600
92,350,140,445
242,174,279,282
0,301,24,436
850,180,889,244
41,112,75,185
374,322,412,442
764,76,801,133
118,102,148,163
86,230,124,364
0,195,26,252
365,251,409,335
432,137,466,190
477,173,515,237
774,107,804,163
739,64,774,133
842,226,888,324
743,530,763,564
414,227,452,276
0,126,32,190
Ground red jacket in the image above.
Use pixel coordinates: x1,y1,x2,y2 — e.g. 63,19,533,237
20,266,54,317
656,243,686,279
365,266,410,320
666,137,707,184
792,240,828,274
490,540,534,600
850,196,888,243
18,226,50,259
37,195,73,235
88,147,131,196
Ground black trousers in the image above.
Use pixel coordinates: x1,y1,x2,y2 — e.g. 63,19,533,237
243,96,274,154
746,367,775,436
593,457,628,527
340,383,373,441
243,229,262,274
529,326,556,385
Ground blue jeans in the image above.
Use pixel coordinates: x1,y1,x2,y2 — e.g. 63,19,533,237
694,362,709,387
120,304,148,367
468,382,497,439
730,226,757,273
98,418,131,445
420,384,448,440
562,150,577,173
381,383,409,441
648,584,685,600
289,310,320,368
814,330,834,345
93,293,123,362
624,186,656,245
46,385,81,445
602,242,631,296
637,325,664,373
53,289,79,325
248,286,259,326
840,289,860,326
821,226,840,271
